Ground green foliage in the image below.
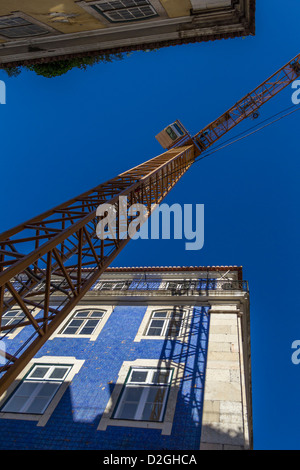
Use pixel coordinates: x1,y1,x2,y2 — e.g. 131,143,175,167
1,52,125,78
2,66,21,77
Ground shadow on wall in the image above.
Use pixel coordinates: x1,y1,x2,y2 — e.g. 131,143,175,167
0,388,244,450
0,306,245,450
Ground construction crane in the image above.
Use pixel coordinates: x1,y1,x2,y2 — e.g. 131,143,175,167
0,53,299,396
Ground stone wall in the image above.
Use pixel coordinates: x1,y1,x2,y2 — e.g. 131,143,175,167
200,311,250,449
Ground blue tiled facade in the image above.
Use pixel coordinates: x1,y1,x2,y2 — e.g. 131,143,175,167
0,301,210,450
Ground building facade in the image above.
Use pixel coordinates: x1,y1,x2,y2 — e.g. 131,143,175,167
0,0,255,67
0,265,252,450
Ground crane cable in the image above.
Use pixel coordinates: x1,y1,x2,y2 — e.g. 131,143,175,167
193,105,300,165
194,104,298,153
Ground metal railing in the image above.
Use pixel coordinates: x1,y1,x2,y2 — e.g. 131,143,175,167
4,278,248,299
92,279,249,294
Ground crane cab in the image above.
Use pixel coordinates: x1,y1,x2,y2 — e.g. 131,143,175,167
155,120,187,149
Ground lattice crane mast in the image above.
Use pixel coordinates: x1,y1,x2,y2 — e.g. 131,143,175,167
0,53,299,396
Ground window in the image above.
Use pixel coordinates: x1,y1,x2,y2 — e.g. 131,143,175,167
173,123,184,136
92,0,157,23
1,310,26,334
145,308,184,337
59,308,106,336
166,126,178,141
1,364,72,415
134,306,191,343
98,359,183,434
0,16,49,38
113,367,173,422
52,305,113,341
0,357,85,426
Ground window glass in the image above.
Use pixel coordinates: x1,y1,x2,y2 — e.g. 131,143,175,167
93,1,157,23
173,123,184,135
113,367,172,422
166,126,177,141
25,383,60,414
116,387,142,419
152,370,170,384
130,370,148,383
29,367,49,379
48,367,69,380
74,310,90,318
0,18,48,38
1,365,71,415
1,310,26,333
152,311,168,318
60,309,106,336
148,320,164,336
145,309,185,337
142,387,167,421
0,17,30,27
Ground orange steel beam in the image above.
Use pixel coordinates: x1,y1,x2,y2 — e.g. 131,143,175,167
170,53,300,154
0,146,195,394
0,53,299,395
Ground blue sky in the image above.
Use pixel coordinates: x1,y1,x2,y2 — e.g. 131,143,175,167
0,0,300,450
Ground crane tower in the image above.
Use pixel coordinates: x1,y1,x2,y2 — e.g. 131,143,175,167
0,52,299,396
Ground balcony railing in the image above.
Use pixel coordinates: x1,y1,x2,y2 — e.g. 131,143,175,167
4,278,248,302
92,279,249,294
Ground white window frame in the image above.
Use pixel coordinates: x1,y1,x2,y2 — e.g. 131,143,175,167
134,305,192,343
51,304,114,341
0,356,84,427
59,308,106,336
1,364,72,415
0,307,39,339
98,359,184,435
1,309,26,337
145,308,184,338
113,367,172,422
91,1,158,23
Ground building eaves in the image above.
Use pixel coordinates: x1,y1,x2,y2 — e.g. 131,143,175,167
0,0,255,69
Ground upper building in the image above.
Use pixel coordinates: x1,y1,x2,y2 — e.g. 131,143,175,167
0,265,252,450
0,0,255,67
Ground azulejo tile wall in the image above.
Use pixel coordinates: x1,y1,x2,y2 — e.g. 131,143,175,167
0,304,210,450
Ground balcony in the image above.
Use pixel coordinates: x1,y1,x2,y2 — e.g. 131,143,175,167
91,279,249,297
